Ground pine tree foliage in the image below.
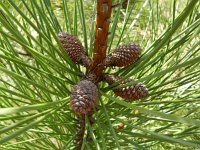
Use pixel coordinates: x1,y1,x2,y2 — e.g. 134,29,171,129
0,0,200,149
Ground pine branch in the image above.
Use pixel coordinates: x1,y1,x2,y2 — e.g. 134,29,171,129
89,0,112,78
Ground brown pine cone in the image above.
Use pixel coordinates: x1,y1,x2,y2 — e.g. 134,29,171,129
70,80,98,114
58,32,91,67
103,74,148,100
103,44,141,67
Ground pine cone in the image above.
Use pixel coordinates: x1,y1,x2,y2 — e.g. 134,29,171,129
103,44,141,67
70,80,98,114
103,74,148,100
58,32,91,67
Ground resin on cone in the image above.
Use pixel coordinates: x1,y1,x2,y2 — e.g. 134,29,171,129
70,80,98,114
103,44,141,67
58,32,91,67
103,74,148,100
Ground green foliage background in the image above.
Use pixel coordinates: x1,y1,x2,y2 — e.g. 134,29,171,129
0,0,199,149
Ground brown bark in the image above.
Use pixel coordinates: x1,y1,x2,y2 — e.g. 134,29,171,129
88,0,112,79
74,115,85,150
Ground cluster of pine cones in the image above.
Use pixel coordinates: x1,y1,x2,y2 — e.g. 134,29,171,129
58,32,148,115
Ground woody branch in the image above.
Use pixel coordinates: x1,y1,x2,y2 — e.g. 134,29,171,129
89,0,112,78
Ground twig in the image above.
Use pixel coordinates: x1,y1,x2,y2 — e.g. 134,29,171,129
74,115,85,150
